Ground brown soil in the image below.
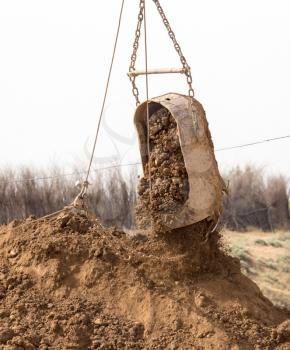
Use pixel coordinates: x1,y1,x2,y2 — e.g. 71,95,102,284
0,211,289,350
136,107,189,229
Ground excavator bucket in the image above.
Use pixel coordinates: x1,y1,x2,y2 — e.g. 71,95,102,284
134,93,226,231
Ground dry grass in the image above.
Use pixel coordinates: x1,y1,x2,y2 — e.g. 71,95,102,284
224,229,290,310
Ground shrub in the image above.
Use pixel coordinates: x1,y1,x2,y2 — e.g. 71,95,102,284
0,165,137,229
222,166,289,231
0,164,289,231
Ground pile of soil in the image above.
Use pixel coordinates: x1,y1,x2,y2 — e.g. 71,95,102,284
136,107,189,228
0,210,290,350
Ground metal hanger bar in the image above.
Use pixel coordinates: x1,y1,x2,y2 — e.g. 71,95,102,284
128,67,185,77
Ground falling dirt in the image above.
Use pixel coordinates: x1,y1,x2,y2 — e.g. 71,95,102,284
136,107,189,229
0,210,289,350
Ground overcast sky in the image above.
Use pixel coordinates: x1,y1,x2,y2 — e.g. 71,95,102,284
0,0,289,177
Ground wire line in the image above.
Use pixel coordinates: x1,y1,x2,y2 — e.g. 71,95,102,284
1,134,289,186
1,162,142,185
216,135,290,152
84,0,125,184
143,0,154,217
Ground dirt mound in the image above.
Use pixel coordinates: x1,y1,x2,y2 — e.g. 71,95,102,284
0,211,289,350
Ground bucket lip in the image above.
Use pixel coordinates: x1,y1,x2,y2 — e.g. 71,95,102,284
141,92,187,103
133,93,190,171
134,92,189,124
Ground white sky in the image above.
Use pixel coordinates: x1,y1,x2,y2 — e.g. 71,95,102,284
0,0,289,178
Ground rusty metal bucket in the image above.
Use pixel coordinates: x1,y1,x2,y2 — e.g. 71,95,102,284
134,93,226,230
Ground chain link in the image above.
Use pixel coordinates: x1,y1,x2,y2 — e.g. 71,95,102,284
128,0,145,106
152,0,195,98
152,0,198,130
128,0,196,113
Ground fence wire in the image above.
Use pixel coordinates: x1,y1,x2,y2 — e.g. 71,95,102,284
0,134,289,185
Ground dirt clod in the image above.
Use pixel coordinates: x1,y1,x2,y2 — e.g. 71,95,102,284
136,107,189,229
0,211,289,349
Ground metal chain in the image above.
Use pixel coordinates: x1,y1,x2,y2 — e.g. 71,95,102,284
152,0,198,130
128,0,195,107
152,0,195,98
128,0,145,106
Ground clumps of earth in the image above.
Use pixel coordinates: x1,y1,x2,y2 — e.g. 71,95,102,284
136,107,189,228
0,210,290,349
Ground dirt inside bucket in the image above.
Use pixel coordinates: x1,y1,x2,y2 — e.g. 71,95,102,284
136,107,189,229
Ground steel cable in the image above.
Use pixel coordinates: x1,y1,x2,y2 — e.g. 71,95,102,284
82,0,125,190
